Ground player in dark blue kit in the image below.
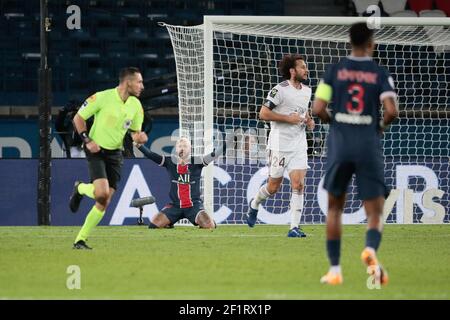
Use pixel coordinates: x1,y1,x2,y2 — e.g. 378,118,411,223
137,137,217,229
312,22,398,285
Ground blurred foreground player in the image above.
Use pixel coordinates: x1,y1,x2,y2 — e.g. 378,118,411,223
69,67,148,249
312,23,398,285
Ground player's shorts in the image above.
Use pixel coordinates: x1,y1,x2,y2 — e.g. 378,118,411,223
85,147,123,190
267,149,310,178
161,201,205,226
323,157,389,201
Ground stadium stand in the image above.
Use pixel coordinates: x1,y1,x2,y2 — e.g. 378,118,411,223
352,0,380,16
380,0,407,16
407,0,433,15
0,0,448,111
0,0,285,107
435,0,450,16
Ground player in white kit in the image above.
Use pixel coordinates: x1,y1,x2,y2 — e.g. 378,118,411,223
246,54,315,237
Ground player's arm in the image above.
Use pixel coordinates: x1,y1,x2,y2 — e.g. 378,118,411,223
305,109,315,130
312,65,334,123
74,94,101,153
312,81,333,123
259,106,302,124
380,97,398,131
130,131,148,145
202,134,234,165
260,86,302,124
379,70,399,132
130,104,148,144
136,144,166,166
202,145,221,165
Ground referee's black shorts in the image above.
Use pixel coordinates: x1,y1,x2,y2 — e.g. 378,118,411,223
85,147,123,190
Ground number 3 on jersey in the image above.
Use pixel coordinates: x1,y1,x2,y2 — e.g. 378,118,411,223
346,83,365,114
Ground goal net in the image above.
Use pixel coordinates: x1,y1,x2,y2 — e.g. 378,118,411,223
164,16,450,225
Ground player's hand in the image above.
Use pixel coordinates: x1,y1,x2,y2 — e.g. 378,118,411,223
306,118,315,130
133,132,148,144
287,113,302,124
86,140,100,153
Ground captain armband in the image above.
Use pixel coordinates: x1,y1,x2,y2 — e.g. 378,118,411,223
315,81,333,103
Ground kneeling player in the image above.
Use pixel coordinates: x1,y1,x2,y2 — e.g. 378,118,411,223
137,137,217,229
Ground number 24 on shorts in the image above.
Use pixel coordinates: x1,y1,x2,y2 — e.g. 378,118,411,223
270,154,286,167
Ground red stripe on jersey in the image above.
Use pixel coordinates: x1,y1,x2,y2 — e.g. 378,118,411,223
177,164,193,208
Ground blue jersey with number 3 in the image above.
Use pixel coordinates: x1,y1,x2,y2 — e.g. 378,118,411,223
321,56,396,160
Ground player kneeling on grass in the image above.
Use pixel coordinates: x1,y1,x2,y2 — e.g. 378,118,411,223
136,137,221,229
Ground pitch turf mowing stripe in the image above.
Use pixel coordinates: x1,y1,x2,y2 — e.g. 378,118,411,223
0,225,449,299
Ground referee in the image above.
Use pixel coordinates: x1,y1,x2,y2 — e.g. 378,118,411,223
69,67,148,249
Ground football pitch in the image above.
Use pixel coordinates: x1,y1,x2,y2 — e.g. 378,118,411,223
0,225,449,300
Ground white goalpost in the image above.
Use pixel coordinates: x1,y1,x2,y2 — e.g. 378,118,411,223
163,16,450,225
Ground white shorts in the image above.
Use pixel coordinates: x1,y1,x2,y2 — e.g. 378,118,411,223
267,149,310,178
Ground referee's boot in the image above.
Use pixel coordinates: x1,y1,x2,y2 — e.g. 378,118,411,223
69,181,83,213
73,240,92,250
246,199,258,228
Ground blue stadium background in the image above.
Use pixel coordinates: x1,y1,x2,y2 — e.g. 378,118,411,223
0,0,448,224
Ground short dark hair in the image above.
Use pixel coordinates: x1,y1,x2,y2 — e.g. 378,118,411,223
279,54,304,80
349,22,374,48
119,67,141,82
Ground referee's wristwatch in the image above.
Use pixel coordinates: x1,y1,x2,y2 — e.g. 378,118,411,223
80,131,92,144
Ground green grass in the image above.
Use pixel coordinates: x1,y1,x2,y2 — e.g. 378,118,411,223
0,225,449,299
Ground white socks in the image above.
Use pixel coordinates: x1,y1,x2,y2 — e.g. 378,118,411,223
290,191,304,229
251,184,272,210
330,265,342,274
251,186,304,230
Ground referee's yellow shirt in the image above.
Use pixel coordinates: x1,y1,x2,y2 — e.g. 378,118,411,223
78,88,144,150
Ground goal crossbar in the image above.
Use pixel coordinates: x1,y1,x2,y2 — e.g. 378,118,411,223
204,15,450,26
